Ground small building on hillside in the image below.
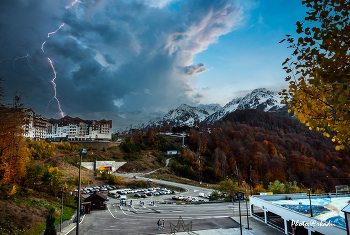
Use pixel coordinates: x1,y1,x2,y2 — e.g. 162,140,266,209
81,160,127,172
84,192,108,210
166,150,178,155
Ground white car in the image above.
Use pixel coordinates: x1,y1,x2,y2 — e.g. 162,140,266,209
147,179,153,182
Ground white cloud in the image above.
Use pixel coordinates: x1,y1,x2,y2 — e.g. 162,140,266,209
113,98,124,107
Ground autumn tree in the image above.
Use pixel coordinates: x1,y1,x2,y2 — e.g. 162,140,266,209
30,140,55,160
42,166,62,195
108,174,122,185
0,93,30,184
280,0,350,150
218,178,239,199
146,128,155,146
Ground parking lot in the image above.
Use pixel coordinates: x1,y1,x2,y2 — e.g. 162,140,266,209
67,200,241,235
76,183,211,204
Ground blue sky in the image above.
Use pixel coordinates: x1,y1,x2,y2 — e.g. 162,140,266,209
192,0,308,105
0,0,309,130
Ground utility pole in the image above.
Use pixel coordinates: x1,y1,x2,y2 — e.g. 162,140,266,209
250,165,253,196
231,174,235,217
235,162,240,186
60,185,65,232
76,148,87,235
308,188,313,217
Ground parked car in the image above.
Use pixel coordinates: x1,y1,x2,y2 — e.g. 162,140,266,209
141,194,148,198
134,193,141,197
147,179,152,182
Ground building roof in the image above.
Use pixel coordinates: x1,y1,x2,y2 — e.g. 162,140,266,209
342,203,350,213
84,192,108,202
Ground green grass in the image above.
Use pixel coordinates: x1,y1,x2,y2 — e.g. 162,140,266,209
7,196,76,235
11,197,52,209
54,206,76,226
107,146,119,151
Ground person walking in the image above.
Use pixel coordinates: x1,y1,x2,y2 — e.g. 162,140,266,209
157,219,161,230
162,218,165,229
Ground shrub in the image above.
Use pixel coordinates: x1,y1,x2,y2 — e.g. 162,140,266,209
108,175,122,185
44,207,56,235
30,141,55,160
101,171,109,181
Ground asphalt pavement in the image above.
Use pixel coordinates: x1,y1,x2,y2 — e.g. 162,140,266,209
58,167,282,235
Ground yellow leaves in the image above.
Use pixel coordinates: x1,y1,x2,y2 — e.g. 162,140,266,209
338,93,347,103
281,0,350,151
297,113,307,123
8,184,17,197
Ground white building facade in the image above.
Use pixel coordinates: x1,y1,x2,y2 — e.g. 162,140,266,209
23,108,48,140
46,116,112,141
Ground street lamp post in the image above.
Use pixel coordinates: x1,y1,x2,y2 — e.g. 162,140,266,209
231,174,235,217
249,165,253,196
235,192,244,235
308,188,313,217
60,186,64,232
242,181,250,230
76,148,88,235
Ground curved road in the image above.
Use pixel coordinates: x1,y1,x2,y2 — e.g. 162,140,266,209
114,158,212,198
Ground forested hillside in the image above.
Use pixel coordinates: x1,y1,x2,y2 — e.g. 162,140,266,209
170,109,350,192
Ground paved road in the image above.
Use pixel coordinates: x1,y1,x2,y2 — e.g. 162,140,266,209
68,171,271,235
67,202,251,235
114,172,213,200
68,167,260,234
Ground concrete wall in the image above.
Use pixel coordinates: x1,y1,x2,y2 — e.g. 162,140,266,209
80,161,126,172
112,162,127,171
81,162,94,171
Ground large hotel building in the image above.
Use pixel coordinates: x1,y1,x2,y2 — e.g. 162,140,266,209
23,108,112,141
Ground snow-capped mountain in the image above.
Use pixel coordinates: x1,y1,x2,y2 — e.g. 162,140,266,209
138,104,222,129
134,88,286,130
204,88,285,123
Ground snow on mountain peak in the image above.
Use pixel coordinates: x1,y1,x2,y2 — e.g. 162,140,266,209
134,88,286,129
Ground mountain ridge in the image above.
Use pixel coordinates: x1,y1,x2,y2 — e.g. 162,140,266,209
132,88,288,130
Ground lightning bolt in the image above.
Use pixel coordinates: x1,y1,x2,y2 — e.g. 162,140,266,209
47,23,65,38
66,0,79,9
0,54,34,71
47,58,64,118
42,23,66,118
41,23,65,53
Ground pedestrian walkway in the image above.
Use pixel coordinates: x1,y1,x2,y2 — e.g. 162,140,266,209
57,223,76,235
159,216,283,235
57,214,85,235
57,215,282,235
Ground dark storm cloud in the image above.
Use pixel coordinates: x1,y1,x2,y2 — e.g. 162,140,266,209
0,0,242,129
193,93,204,99
181,63,208,76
